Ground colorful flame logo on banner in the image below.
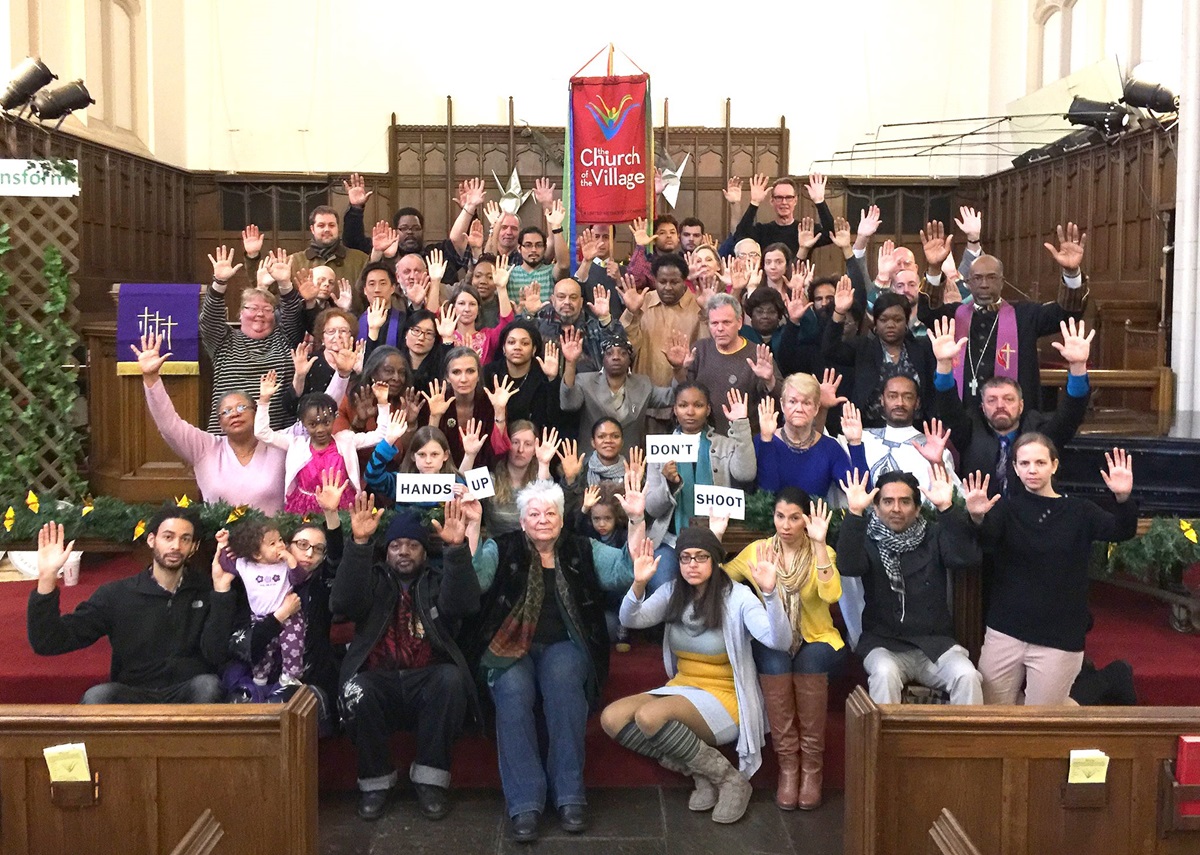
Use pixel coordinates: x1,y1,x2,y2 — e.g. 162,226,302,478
586,94,642,141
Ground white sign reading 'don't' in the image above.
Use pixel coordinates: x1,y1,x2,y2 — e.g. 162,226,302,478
693,485,746,520
646,434,700,463
464,466,496,500
395,473,456,503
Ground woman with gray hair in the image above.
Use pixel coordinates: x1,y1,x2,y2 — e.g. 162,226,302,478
463,473,648,844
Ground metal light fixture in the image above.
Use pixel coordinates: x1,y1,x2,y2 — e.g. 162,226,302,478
1123,80,1178,114
30,80,94,127
0,57,56,112
1064,96,1130,137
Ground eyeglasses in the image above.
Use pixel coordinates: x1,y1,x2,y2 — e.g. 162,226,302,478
323,327,352,338
679,551,712,566
219,403,252,418
772,194,797,202
736,252,762,260
520,242,545,249
242,305,272,317
291,540,327,556
407,326,436,339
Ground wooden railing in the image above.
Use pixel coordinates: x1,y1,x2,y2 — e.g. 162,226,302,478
1042,367,1174,436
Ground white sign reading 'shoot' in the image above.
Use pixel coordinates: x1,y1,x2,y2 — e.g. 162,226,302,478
693,485,746,520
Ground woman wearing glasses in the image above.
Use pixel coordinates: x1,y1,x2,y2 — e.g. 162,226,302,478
600,526,792,825
132,331,288,515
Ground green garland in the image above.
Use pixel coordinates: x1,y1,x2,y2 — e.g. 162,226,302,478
0,495,443,547
1102,517,1200,589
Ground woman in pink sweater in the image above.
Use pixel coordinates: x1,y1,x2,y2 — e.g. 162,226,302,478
134,332,288,514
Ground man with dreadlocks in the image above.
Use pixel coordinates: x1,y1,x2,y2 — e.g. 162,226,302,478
834,466,984,706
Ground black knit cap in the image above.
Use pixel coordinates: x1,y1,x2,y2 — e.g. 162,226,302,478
674,526,724,567
384,510,428,548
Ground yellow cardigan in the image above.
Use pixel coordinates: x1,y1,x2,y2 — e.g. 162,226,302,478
724,538,845,651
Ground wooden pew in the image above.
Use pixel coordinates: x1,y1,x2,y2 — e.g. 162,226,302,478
844,687,1200,855
0,690,317,855
928,809,982,855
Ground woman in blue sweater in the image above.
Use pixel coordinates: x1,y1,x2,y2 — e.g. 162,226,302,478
754,372,868,499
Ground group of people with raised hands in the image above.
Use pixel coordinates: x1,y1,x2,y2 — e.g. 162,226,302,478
26,172,1140,841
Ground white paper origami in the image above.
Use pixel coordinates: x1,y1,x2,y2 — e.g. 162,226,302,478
493,169,532,215
659,153,689,209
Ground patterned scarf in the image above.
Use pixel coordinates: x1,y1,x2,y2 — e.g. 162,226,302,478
481,538,587,674
674,431,713,534
767,536,813,655
586,452,626,486
865,510,927,623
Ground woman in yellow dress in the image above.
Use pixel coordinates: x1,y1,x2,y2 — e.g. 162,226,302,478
724,487,845,811
599,527,792,825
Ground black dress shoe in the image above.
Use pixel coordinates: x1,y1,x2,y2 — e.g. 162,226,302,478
414,783,450,820
510,810,540,843
558,803,588,833
357,789,389,821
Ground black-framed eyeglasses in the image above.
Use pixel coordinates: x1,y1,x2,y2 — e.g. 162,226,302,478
679,551,712,566
291,540,327,556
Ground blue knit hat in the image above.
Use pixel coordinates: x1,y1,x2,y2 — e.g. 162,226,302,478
384,511,427,548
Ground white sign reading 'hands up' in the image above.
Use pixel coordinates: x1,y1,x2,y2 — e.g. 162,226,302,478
395,474,456,503
646,434,700,463
464,467,496,500
693,485,747,520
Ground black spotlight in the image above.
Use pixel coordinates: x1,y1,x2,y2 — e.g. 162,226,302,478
1123,80,1179,113
1065,96,1130,137
30,80,94,125
0,57,56,112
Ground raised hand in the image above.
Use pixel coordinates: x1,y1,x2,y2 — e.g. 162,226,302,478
1100,447,1133,502
536,427,560,466
747,343,776,382
431,499,468,546
372,380,390,406
942,269,962,305
350,385,379,429
483,200,503,229
930,316,967,366
485,375,516,411
384,408,409,446
255,259,275,290
842,402,864,444
839,468,878,516
615,273,645,313
332,338,364,377
876,239,898,284
241,225,264,257
315,467,350,513
559,326,584,365
587,283,611,319
459,418,488,456
131,331,172,376
832,274,854,316
723,177,743,205
662,328,694,370
457,177,485,211
492,253,512,290
920,221,953,268
786,279,812,324
557,437,583,483
295,267,318,303
544,199,566,231
208,245,244,283
831,216,853,250
748,173,770,206
372,220,400,255
343,173,373,207
797,216,820,251
729,256,750,293
436,303,459,341
533,177,556,207
536,340,560,380
577,228,598,264
819,368,847,409
427,247,447,282
962,471,1000,519
757,396,778,442
467,218,485,251
916,418,951,466
805,172,827,205
628,216,655,248
804,498,832,544
259,369,280,401
694,274,721,310
857,205,882,240
1050,317,1094,368
267,247,292,284
954,206,982,242
631,538,661,586
292,341,317,380
422,378,452,421
403,387,422,424
625,446,645,482
349,491,380,543
333,278,353,310
582,484,600,513
615,464,647,521
36,522,76,590
520,282,544,315
750,556,778,594
723,388,749,423
919,464,955,511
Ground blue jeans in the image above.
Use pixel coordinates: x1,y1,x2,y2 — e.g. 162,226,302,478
752,638,848,676
489,640,590,816
645,544,679,595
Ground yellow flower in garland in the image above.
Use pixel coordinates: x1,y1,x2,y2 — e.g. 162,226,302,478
175,495,191,508
81,496,94,516
25,491,39,513
226,505,248,524
133,519,147,540
3,506,13,532
1181,520,1197,544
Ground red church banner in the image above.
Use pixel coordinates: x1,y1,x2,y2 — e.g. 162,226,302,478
567,74,652,224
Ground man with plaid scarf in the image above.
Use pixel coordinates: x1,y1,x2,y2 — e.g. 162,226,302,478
834,467,984,705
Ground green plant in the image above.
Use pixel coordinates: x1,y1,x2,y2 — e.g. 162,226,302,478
1104,517,1200,589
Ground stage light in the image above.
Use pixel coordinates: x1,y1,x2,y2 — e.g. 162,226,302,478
1064,96,1130,137
0,57,56,112
1123,80,1178,114
30,80,94,124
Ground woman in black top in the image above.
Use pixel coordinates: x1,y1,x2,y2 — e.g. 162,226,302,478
402,309,451,396
483,318,563,432
971,433,1137,705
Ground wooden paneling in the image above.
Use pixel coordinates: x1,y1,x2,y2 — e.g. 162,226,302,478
844,687,1200,855
0,691,317,855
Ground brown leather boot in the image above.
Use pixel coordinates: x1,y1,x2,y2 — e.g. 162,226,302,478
759,673,800,810
793,673,828,810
